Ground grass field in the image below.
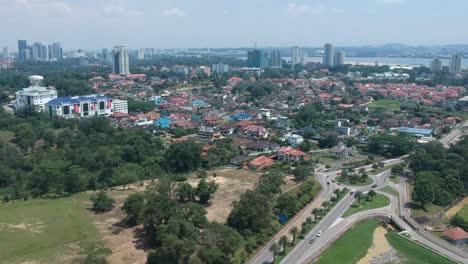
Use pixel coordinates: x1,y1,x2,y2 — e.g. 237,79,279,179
314,220,379,264
368,100,402,112
458,205,468,220
343,193,390,217
0,193,98,263
390,175,400,184
385,232,455,264
411,203,446,218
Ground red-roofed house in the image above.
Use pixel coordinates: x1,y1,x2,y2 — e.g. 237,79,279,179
228,77,243,86
277,147,306,162
249,156,274,170
443,227,468,245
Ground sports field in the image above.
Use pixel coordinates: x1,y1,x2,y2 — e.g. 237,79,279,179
0,193,98,263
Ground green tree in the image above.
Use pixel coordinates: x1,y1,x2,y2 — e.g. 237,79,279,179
176,182,195,202
164,140,203,173
80,241,112,264
413,178,435,209
196,179,218,205
322,201,330,211
290,226,299,244
122,192,145,225
367,190,376,201
354,191,363,206
90,191,115,213
269,242,280,262
294,165,311,182
279,235,288,254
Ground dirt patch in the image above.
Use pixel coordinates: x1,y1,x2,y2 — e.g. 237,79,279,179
186,168,261,223
357,226,402,264
446,197,468,217
0,220,45,234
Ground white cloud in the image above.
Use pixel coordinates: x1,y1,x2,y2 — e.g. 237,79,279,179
286,3,344,17
14,0,73,14
376,0,405,4
102,5,143,17
162,7,186,17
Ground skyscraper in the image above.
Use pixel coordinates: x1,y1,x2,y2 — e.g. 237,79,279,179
137,49,145,60
2,47,9,59
30,45,39,61
52,43,63,60
430,58,442,73
334,51,345,66
18,40,27,61
291,47,301,69
247,49,266,68
449,54,462,74
323,43,335,67
112,46,130,75
270,51,281,68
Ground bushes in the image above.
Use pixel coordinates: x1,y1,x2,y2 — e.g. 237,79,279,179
90,191,115,213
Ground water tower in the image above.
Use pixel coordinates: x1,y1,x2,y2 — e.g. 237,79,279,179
29,75,44,87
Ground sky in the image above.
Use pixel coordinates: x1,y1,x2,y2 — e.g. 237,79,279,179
1,0,467,50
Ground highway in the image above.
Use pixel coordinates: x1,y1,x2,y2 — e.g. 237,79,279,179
439,119,468,148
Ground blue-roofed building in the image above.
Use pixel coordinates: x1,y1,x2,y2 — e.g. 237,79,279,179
154,97,167,106
192,99,209,108
397,127,433,137
46,94,113,119
155,117,171,129
230,112,252,121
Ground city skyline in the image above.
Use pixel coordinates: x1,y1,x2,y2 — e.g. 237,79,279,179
1,0,468,50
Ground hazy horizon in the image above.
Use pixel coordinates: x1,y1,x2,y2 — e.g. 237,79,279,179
2,0,468,50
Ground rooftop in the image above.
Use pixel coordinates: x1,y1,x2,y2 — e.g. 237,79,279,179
443,227,468,241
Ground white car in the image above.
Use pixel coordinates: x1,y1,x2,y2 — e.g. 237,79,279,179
316,231,322,237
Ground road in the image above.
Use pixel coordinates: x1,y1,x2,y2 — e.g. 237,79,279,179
248,168,338,264
439,119,468,148
280,170,393,264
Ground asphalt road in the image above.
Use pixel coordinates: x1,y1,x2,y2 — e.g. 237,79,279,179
281,170,393,264
439,119,468,148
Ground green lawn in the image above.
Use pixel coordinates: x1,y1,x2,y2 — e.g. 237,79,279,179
343,193,390,217
458,205,468,221
314,220,379,264
381,186,399,198
0,193,99,263
385,232,455,264
337,176,374,186
411,203,446,218
390,175,400,184
368,100,402,112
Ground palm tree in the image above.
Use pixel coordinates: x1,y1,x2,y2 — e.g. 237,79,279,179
354,191,363,206
318,208,325,218
322,201,330,211
300,222,308,238
330,196,337,204
359,167,366,174
333,188,341,196
279,235,288,255
368,190,376,201
305,216,312,226
269,242,280,261
290,226,299,244
312,208,320,222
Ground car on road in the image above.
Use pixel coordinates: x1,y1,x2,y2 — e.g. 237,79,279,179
309,239,315,244
327,182,330,185
332,180,335,183
372,184,377,188
350,191,354,195
316,231,322,237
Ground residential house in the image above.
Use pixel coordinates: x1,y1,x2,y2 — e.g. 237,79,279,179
277,147,306,162
249,156,274,170
231,112,252,121
155,117,171,128
274,117,293,130
443,227,468,245
246,141,280,152
230,155,250,166
243,125,269,140
330,142,357,158
282,133,304,147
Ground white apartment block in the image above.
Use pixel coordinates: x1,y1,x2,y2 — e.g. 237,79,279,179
113,99,128,114
15,75,57,112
